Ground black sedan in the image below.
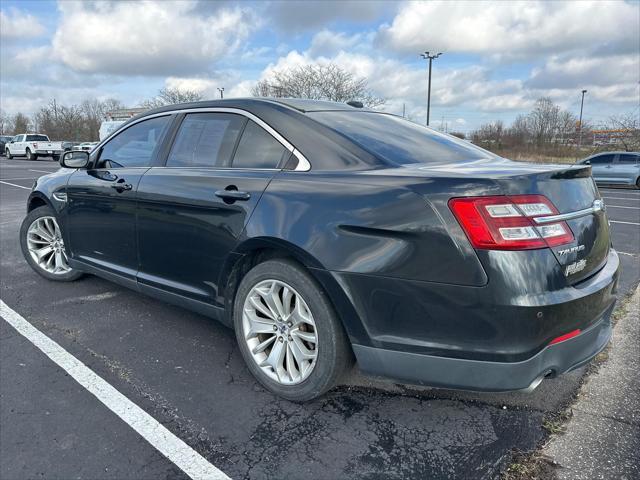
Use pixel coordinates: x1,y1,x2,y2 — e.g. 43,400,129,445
20,99,619,401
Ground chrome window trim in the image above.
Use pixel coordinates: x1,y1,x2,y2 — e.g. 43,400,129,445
95,107,311,172
533,200,605,225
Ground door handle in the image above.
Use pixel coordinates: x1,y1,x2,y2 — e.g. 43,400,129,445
111,182,132,191
215,190,251,201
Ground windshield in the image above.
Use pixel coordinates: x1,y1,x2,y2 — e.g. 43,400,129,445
26,135,49,142
309,111,494,165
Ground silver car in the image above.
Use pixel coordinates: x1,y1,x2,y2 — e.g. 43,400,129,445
581,151,640,188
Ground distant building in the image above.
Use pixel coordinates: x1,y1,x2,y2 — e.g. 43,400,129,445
104,108,148,121
592,129,639,146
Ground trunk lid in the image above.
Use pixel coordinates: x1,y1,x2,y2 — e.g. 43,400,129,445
493,162,609,284
388,158,610,284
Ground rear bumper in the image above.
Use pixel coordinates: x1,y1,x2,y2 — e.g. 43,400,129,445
353,305,612,392
337,248,619,391
35,150,62,155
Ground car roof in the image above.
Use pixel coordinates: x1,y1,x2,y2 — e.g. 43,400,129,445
138,97,367,118
588,151,639,156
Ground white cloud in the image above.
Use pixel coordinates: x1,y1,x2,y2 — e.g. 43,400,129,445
527,54,640,89
268,1,394,32
0,8,46,39
307,30,365,57
52,1,257,75
377,1,639,58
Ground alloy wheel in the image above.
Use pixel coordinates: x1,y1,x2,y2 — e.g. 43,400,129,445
242,279,318,385
26,216,71,274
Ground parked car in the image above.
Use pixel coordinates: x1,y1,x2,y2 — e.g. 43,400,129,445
77,142,98,152
5,134,64,161
20,99,619,401
580,151,640,188
0,135,14,156
62,141,81,152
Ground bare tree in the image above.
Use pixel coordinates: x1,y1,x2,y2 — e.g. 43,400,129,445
81,98,125,141
604,112,640,151
0,110,11,135
12,112,31,134
252,63,385,108
141,87,204,108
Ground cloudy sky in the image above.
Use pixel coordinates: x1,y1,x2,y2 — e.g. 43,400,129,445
1,0,638,133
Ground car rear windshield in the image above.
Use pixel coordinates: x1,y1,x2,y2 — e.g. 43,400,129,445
26,135,49,141
309,111,493,165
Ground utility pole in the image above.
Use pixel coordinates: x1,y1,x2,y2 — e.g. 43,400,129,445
420,51,442,126
402,103,406,118
217,87,225,99
578,89,587,148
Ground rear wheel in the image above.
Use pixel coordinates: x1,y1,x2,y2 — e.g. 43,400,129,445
233,259,351,401
636,177,640,189
26,148,37,161
20,205,83,282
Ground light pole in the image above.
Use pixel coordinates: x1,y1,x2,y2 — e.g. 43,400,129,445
578,89,587,148
420,51,442,126
217,87,225,99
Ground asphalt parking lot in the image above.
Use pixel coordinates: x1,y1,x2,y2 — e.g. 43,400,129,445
1,157,638,480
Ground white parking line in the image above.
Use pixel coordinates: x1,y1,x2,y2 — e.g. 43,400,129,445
0,300,230,480
618,251,639,257
0,180,30,190
29,169,57,174
610,220,640,226
602,196,640,201
606,205,640,210
0,177,38,181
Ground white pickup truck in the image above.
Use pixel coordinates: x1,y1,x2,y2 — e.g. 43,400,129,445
4,134,64,161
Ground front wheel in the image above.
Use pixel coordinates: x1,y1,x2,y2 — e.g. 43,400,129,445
6,149,12,159
233,259,351,401
20,205,83,282
636,177,640,189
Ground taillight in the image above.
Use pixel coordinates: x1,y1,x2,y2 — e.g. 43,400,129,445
32,142,38,148
449,195,574,250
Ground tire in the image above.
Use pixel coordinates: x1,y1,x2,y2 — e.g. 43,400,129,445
233,258,351,401
26,149,37,161
636,177,640,189
20,205,83,282
52,155,60,163
6,149,12,159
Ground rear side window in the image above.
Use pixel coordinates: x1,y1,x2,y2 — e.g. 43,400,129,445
618,154,638,164
26,135,48,141
589,154,615,165
309,111,493,165
99,116,171,168
167,113,245,168
232,120,289,169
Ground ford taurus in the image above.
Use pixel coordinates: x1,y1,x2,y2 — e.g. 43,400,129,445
20,99,619,401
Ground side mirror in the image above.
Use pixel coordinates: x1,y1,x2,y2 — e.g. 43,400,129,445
61,150,89,169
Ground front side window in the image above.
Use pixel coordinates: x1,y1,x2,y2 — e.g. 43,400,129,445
618,154,639,164
98,116,171,168
167,113,245,168
232,120,289,169
589,154,615,165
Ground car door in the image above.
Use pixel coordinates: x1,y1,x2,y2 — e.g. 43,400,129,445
587,153,616,183
13,135,26,155
63,115,173,281
613,153,640,185
136,112,291,306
